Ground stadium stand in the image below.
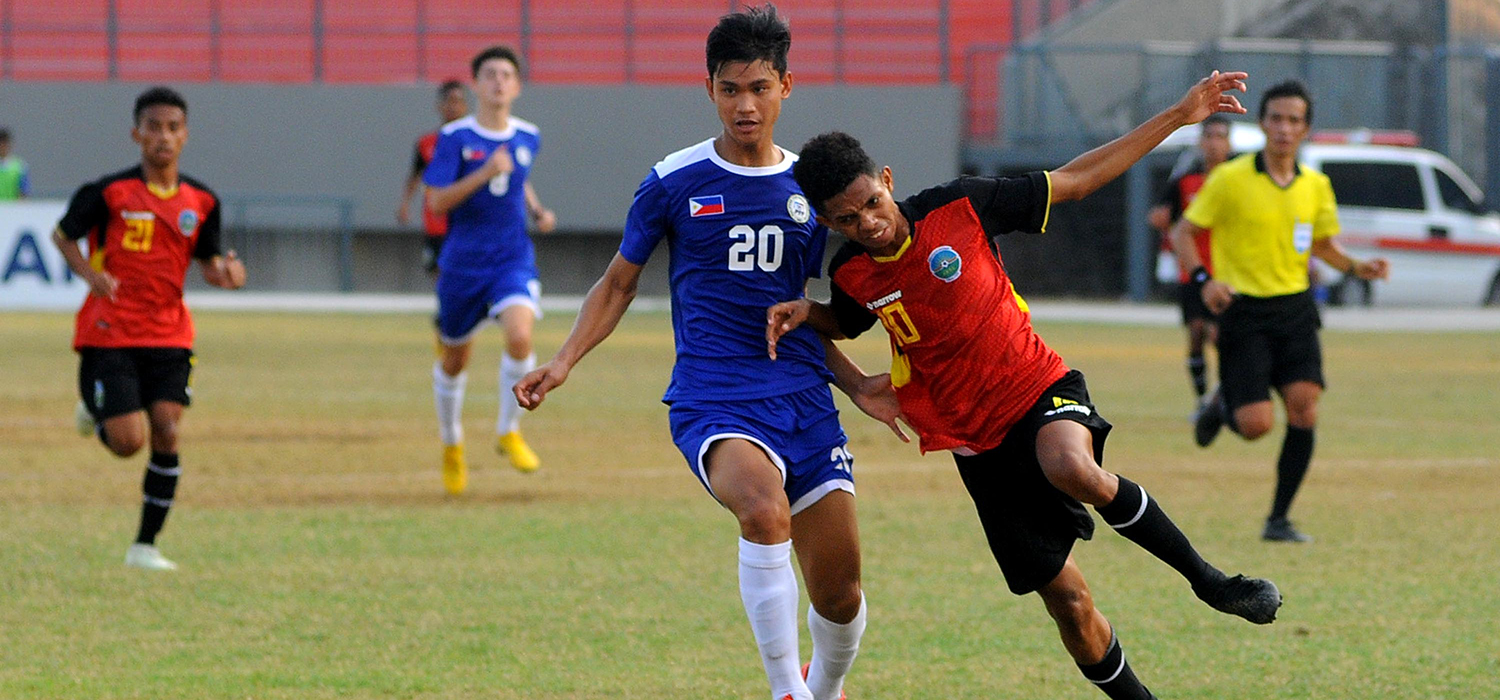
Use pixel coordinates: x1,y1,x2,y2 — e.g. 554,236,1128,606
0,0,1097,137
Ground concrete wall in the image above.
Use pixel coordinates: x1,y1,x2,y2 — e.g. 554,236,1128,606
0,82,961,231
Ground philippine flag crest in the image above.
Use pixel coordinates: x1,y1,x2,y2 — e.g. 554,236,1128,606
688,195,725,217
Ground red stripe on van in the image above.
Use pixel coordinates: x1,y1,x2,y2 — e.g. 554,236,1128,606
1339,234,1500,257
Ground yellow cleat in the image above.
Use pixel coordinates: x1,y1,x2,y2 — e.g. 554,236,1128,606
442,444,468,495
496,431,540,473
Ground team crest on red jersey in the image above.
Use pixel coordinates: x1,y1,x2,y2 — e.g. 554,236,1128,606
178,210,199,236
928,245,962,282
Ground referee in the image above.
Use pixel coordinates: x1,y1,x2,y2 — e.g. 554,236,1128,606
1169,80,1389,543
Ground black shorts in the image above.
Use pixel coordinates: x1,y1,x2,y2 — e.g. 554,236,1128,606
1178,283,1217,325
1216,290,1324,412
423,234,446,273
954,369,1111,595
78,347,194,421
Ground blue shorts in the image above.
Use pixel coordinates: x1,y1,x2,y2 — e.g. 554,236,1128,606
434,267,542,345
668,385,854,515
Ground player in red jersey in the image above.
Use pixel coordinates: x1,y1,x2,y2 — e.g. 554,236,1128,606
769,73,1282,700
52,86,246,572
397,79,470,272
1148,113,1232,403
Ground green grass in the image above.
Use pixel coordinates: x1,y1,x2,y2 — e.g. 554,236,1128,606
2,310,1498,699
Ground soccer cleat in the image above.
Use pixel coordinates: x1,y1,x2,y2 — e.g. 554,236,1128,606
1192,389,1226,447
124,543,178,571
74,400,96,437
1194,573,1281,624
1262,517,1313,543
802,662,847,700
442,444,468,495
496,431,540,473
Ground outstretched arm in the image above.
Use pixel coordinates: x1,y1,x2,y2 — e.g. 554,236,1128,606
766,298,844,360
1049,71,1248,202
514,253,642,409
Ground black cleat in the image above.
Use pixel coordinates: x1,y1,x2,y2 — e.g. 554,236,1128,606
1263,518,1313,543
1192,389,1226,447
1195,573,1282,624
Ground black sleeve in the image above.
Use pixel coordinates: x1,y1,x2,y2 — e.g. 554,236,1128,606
57,182,109,241
955,172,1050,237
410,142,427,178
192,200,223,260
825,243,879,339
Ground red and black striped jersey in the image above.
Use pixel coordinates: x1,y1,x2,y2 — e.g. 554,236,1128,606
58,166,222,350
828,172,1068,454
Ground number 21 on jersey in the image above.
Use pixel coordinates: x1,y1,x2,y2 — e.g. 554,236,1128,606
727,225,784,272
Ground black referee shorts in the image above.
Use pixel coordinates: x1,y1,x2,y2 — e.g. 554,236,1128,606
954,369,1110,596
1216,290,1324,412
78,347,194,421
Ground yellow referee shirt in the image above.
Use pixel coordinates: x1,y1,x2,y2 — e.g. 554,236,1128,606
1183,152,1339,298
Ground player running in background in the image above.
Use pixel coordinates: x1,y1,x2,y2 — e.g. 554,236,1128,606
515,7,894,700
397,79,469,274
1171,80,1390,542
423,46,556,494
53,86,247,571
769,73,1281,700
1148,113,1231,404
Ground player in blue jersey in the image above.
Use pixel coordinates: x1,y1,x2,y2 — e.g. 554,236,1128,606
424,45,557,494
514,7,900,700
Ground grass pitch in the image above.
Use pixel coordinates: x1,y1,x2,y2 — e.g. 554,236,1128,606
2,308,1498,699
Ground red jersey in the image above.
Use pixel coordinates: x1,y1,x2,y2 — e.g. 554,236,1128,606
828,173,1068,454
57,166,222,350
413,132,447,236
1155,162,1214,282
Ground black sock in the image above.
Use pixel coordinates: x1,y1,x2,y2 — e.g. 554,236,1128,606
1077,632,1157,700
1187,354,1207,397
1097,476,1221,588
1269,426,1315,522
136,452,180,545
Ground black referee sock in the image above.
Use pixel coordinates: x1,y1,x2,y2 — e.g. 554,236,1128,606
1077,633,1157,700
1269,426,1315,521
1097,476,1220,588
136,452,180,545
1187,354,1207,398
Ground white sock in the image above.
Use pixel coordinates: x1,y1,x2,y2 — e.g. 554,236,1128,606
806,594,866,700
498,353,534,435
738,538,811,700
432,362,467,446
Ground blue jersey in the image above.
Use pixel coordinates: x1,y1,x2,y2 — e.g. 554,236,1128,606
423,115,541,276
621,138,835,403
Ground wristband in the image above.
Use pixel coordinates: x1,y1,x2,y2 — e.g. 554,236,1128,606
1189,266,1211,285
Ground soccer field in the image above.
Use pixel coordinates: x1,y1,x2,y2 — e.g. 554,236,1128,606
2,309,1497,699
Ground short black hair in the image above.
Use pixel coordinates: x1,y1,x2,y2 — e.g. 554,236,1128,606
706,4,791,79
0,128,10,142
793,132,878,210
1258,79,1313,125
1201,113,1230,130
437,79,465,98
471,45,522,80
133,86,187,124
